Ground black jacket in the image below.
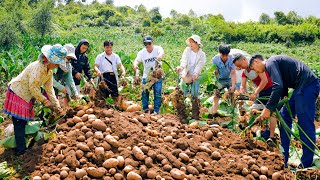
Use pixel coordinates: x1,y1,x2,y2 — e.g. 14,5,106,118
265,55,318,111
72,39,92,85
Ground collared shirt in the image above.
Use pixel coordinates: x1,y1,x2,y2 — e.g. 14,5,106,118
8,60,59,106
212,54,235,81
135,45,164,79
95,52,122,82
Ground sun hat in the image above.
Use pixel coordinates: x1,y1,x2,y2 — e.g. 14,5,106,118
63,44,77,60
41,44,67,68
186,34,202,46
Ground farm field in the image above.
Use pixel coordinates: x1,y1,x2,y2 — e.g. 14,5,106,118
0,1,320,179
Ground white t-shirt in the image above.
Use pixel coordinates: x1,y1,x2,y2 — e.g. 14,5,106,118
135,45,164,79
95,52,122,82
236,69,244,84
188,51,197,75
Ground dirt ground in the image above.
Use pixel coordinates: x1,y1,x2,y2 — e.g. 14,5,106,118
0,106,319,179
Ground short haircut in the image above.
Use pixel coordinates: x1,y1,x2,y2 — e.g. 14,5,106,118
218,44,231,55
232,53,245,63
249,54,264,67
104,40,113,47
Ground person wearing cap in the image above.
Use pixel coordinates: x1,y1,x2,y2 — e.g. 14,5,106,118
176,34,206,121
71,39,93,94
233,53,277,145
3,44,66,155
94,40,126,105
249,54,320,168
52,44,79,108
208,44,236,119
133,36,165,114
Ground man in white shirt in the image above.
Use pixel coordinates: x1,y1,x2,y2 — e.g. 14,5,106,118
94,40,126,101
133,36,165,114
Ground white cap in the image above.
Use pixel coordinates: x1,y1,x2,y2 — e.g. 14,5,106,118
186,34,202,46
63,44,77,60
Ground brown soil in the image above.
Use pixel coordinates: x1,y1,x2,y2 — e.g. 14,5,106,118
172,88,188,122
1,102,320,179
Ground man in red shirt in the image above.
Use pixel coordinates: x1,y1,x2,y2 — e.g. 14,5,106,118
233,53,276,145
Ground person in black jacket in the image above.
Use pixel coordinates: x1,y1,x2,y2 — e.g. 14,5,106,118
250,54,320,168
71,39,93,94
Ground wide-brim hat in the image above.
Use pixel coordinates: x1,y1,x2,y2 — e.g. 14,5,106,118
186,34,202,47
41,44,67,68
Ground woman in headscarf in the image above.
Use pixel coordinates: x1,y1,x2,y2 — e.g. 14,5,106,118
3,44,66,155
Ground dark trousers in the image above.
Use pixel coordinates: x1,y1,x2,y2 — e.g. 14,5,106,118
101,72,119,97
280,80,320,168
12,116,27,154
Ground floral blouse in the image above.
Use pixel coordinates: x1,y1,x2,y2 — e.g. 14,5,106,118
8,60,60,108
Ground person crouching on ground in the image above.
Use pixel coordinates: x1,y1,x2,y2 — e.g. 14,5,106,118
94,40,126,107
176,34,206,122
3,44,66,155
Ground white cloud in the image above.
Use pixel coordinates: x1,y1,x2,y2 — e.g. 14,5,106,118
109,0,320,22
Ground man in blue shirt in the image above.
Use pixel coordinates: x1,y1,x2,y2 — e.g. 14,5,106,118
209,44,236,118
250,54,320,168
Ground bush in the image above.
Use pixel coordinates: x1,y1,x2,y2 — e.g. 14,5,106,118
32,0,54,36
135,27,142,34
142,19,151,27
0,15,20,48
177,15,191,26
98,6,115,20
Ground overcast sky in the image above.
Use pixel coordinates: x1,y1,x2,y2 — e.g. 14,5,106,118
110,0,320,22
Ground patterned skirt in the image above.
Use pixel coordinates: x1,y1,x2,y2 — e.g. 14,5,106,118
3,88,34,121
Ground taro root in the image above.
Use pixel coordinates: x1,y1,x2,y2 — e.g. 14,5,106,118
103,158,119,169
127,171,142,180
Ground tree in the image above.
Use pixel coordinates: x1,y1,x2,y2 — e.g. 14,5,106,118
287,11,302,25
170,9,178,18
274,11,287,25
65,0,73,5
32,0,54,36
259,13,270,24
177,14,191,26
150,7,162,23
188,9,196,18
137,4,146,13
105,0,113,5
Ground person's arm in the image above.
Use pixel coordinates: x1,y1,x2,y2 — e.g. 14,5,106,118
83,56,92,80
265,62,284,112
52,76,64,91
118,64,126,77
71,59,78,76
240,76,247,94
133,52,142,77
94,64,101,76
64,66,79,97
254,72,268,95
231,70,236,90
29,69,50,104
157,46,165,60
43,73,61,108
177,47,188,72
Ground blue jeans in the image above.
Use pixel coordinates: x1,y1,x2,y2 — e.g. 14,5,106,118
182,79,200,97
142,78,162,113
280,80,320,168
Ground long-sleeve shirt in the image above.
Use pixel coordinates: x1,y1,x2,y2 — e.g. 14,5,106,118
53,63,79,97
265,55,318,111
8,60,60,107
71,53,92,85
180,47,206,78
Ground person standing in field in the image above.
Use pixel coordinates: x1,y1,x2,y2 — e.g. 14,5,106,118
52,44,79,108
94,40,126,106
208,44,236,119
233,53,277,145
3,44,66,155
250,54,320,168
133,36,165,114
176,34,206,121
71,39,94,94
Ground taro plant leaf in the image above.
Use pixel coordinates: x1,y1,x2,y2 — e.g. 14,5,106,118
0,116,4,123
25,121,41,135
34,131,44,142
44,131,56,141
0,136,16,149
106,97,114,104
314,158,320,168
